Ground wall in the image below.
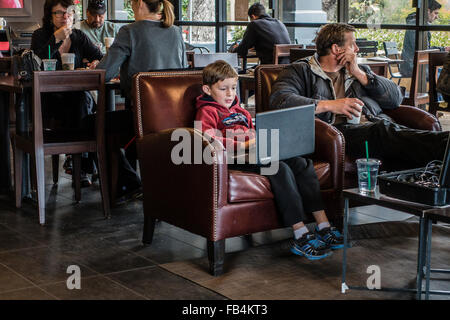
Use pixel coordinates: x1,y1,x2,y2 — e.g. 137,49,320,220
4,0,45,25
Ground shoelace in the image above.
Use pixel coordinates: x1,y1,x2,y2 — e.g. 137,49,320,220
306,238,324,249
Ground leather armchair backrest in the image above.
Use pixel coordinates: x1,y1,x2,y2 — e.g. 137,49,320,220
254,64,289,113
133,70,203,138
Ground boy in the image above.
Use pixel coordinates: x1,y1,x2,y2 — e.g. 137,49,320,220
195,60,344,260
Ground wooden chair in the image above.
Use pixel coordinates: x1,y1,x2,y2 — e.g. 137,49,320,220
402,49,440,107
273,44,303,64
428,51,449,116
289,48,317,63
356,40,378,57
383,41,405,84
191,52,239,69
13,70,110,225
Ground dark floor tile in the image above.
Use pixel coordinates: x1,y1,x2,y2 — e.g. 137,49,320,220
108,266,226,300
41,275,146,300
0,264,34,293
107,231,206,264
0,247,97,285
53,238,155,274
0,287,56,300
0,225,43,253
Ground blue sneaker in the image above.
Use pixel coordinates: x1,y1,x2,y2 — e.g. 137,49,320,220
290,232,332,260
315,226,344,250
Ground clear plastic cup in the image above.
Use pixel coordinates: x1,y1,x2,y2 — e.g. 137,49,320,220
356,158,381,193
61,53,75,70
42,59,57,71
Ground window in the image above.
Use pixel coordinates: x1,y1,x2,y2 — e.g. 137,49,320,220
183,26,216,52
279,0,337,23
226,0,270,22
181,0,215,21
349,0,415,25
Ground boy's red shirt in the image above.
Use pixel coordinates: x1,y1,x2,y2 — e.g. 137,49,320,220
195,94,255,149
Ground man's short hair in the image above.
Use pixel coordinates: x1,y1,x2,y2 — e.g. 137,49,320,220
202,60,238,86
315,23,356,57
248,3,265,17
87,0,106,15
429,0,442,11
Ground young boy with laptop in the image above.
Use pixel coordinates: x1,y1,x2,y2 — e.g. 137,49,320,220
195,60,344,260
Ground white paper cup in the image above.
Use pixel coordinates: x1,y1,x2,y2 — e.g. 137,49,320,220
42,59,57,71
104,37,115,51
347,112,361,124
61,53,75,70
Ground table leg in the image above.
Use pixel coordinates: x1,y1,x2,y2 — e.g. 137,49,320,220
0,90,11,194
416,215,426,300
341,197,350,294
15,91,31,199
425,218,433,300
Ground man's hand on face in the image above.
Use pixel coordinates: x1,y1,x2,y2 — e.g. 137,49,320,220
337,48,359,76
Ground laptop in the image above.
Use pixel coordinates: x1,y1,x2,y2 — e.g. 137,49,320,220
232,104,315,165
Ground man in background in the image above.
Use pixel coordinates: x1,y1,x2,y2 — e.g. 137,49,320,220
400,0,449,77
79,0,119,54
232,2,290,64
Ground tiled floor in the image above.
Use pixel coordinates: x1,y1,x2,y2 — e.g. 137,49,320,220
0,156,433,300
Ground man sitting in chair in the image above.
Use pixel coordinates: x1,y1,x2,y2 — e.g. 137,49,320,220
231,2,290,65
270,23,449,170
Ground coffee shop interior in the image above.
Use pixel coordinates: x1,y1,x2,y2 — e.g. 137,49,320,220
0,0,449,302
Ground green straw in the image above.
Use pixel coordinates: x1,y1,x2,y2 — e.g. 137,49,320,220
365,140,371,189
48,45,51,59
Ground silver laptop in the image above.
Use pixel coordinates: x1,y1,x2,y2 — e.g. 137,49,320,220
232,104,315,165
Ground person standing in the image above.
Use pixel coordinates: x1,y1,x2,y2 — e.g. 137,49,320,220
79,0,120,54
232,2,291,64
400,0,448,77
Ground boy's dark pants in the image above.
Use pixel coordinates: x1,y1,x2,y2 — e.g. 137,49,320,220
229,156,325,227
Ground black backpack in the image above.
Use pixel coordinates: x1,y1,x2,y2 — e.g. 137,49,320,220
11,49,42,82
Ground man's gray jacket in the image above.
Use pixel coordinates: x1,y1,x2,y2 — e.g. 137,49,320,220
269,54,404,123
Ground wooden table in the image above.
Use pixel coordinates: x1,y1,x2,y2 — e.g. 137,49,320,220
238,73,255,105
356,58,389,77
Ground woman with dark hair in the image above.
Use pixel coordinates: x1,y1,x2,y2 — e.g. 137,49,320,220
94,0,187,98
31,0,103,186
90,0,187,201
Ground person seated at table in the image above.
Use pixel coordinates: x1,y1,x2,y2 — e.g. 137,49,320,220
400,0,449,78
195,60,344,260
31,0,103,186
79,0,120,54
92,0,187,202
269,23,449,170
231,2,290,65
437,52,450,104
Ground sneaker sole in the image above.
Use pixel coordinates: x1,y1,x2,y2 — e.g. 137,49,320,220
330,243,344,250
290,246,333,261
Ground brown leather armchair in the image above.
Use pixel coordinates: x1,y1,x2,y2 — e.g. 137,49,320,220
254,64,442,189
255,64,345,220
134,70,288,276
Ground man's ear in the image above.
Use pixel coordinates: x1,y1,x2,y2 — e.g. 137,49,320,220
202,84,211,95
330,43,343,56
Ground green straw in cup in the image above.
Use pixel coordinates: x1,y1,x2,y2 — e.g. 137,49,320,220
365,140,371,190
48,45,51,59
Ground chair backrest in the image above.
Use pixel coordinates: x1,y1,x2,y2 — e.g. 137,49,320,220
410,49,440,99
383,41,400,58
428,51,448,115
133,70,203,138
356,40,378,56
290,48,317,63
192,53,238,69
273,44,303,64
254,64,289,113
32,70,106,145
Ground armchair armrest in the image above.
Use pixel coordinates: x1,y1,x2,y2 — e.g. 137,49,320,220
310,118,345,192
384,105,442,131
136,128,228,239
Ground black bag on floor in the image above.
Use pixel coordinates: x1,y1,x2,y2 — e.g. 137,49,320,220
11,49,42,82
